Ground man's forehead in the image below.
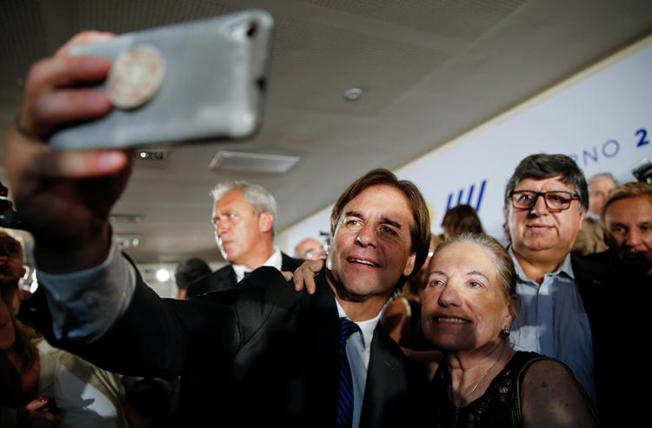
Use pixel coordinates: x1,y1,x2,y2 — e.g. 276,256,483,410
515,176,575,191
343,185,414,224
590,176,616,189
214,189,250,210
606,196,652,218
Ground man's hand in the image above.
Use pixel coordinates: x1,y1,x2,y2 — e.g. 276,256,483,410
291,259,325,295
4,31,132,273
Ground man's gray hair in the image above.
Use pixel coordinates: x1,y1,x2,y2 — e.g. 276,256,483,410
588,172,618,186
210,181,278,228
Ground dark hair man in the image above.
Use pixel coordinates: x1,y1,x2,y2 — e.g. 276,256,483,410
174,257,211,299
601,181,652,275
578,182,652,424
503,153,596,402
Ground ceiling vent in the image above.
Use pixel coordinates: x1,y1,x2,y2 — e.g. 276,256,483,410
110,213,144,224
209,150,300,174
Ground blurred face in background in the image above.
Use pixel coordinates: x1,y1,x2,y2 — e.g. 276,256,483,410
604,196,652,273
295,238,326,260
588,176,617,217
0,234,25,281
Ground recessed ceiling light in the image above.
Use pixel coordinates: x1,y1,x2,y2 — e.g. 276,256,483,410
155,268,171,282
136,150,168,161
115,233,141,249
344,87,363,101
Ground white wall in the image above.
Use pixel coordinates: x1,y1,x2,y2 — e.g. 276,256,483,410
279,35,652,250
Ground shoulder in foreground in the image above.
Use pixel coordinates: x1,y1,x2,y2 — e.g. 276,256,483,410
521,359,599,428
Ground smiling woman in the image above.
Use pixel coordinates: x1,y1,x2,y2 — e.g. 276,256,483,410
421,234,599,428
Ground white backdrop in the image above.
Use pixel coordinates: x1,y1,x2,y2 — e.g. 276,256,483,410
279,35,652,252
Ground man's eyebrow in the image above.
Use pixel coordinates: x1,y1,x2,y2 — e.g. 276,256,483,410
608,221,627,228
343,210,363,219
380,217,402,229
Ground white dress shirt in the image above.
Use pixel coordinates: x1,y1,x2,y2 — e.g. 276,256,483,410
232,247,283,283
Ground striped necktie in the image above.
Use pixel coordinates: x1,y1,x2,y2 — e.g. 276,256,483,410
336,317,360,428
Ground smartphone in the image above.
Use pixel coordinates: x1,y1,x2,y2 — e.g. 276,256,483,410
50,10,273,150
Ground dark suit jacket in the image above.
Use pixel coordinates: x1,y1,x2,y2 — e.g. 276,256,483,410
572,251,649,426
41,266,427,427
186,251,302,297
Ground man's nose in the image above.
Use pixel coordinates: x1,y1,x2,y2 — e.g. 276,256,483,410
529,194,549,216
355,223,378,247
625,228,644,249
216,222,230,236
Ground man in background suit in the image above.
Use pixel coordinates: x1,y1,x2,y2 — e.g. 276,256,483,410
186,181,302,297
572,172,618,255
577,182,652,425
4,32,430,427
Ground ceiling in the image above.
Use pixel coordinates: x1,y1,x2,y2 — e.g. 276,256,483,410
1,0,651,264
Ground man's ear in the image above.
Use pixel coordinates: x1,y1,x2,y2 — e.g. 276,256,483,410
258,212,274,234
402,252,417,277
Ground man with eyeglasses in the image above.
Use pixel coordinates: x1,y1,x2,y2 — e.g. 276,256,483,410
504,153,597,403
186,181,302,297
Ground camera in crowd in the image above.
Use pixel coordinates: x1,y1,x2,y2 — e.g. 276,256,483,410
632,158,652,184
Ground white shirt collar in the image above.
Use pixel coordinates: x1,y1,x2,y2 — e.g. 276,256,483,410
232,247,283,282
334,299,383,350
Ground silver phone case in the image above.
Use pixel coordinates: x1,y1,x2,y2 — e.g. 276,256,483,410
50,10,273,150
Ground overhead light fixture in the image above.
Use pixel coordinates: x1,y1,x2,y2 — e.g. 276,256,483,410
209,150,300,174
344,87,363,101
115,234,141,249
136,150,168,161
155,268,171,282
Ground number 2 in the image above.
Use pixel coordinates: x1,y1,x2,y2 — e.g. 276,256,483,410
636,128,649,147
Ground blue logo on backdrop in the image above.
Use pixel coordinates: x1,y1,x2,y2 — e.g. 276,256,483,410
446,179,487,212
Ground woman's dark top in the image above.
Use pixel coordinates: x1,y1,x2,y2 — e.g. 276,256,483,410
428,351,546,428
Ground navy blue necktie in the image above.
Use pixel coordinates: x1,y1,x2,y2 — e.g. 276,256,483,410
336,317,360,428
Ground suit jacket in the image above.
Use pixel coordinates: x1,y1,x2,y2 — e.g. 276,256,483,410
573,251,649,426
41,266,428,427
186,251,302,297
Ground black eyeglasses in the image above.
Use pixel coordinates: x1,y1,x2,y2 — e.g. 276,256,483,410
510,190,579,211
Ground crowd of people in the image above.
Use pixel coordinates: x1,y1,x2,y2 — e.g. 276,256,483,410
1,30,651,427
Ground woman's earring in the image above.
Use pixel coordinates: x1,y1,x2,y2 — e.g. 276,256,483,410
500,328,511,338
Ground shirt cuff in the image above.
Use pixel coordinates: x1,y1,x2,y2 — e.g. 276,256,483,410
36,239,136,343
